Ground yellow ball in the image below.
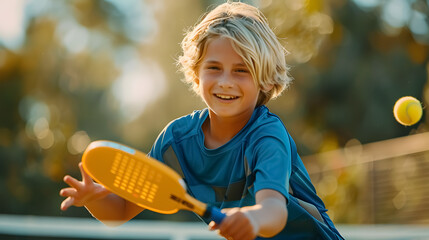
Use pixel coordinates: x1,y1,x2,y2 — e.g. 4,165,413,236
393,96,423,126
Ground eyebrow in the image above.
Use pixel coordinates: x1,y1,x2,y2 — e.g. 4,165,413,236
202,60,247,67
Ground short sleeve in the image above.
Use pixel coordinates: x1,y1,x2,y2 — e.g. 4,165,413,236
148,123,172,162
251,136,291,201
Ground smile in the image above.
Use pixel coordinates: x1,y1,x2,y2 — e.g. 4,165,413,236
215,94,239,100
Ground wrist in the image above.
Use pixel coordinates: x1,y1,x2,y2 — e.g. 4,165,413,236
243,210,260,236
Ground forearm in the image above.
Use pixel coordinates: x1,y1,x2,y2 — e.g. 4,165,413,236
85,193,144,226
243,197,287,237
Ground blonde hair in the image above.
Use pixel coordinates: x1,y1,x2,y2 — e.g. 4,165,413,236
178,2,292,106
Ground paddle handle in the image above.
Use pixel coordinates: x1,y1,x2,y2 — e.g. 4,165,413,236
206,206,226,224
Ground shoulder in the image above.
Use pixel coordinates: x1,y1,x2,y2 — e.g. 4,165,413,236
244,106,295,159
149,109,207,160
247,106,290,141
161,109,207,142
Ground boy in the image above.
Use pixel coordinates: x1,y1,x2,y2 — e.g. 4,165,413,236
60,2,343,239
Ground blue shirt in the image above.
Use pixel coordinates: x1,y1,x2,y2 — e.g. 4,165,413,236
149,106,343,239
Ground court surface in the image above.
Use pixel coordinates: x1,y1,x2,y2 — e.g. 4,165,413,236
1,214,429,240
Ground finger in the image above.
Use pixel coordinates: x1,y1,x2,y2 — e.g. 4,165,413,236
221,207,234,214
210,208,233,231
79,162,93,185
218,212,251,239
59,188,77,197
60,197,75,211
63,175,82,190
208,221,219,231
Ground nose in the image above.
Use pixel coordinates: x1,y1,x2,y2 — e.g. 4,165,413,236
217,73,234,88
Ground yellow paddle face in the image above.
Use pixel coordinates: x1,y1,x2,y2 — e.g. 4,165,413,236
82,141,187,214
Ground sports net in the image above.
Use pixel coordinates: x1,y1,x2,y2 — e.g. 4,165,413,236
1,214,429,240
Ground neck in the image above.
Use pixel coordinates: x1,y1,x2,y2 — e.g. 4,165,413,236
202,109,254,149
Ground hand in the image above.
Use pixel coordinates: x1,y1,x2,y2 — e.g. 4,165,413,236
60,162,111,211
209,207,259,240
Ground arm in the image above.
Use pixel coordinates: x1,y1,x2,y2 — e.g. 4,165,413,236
60,163,144,226
246,189,288,237
210,189,287,240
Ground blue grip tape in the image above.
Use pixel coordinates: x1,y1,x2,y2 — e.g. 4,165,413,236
209,206,226,224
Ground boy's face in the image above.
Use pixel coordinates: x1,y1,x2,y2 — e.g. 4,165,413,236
197,37,260,119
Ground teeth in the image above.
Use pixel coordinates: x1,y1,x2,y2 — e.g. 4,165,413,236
216,94,238,100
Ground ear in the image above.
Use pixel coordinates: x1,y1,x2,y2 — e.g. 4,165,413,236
261,84,273,93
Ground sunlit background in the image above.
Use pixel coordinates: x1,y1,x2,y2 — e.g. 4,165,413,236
0,0,429,239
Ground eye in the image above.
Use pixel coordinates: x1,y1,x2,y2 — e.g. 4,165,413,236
203,64,221,71
235,68,249,73
208,66,220,70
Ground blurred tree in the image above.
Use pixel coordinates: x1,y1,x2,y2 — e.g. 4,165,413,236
0,0,158,217
262,0,428,155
